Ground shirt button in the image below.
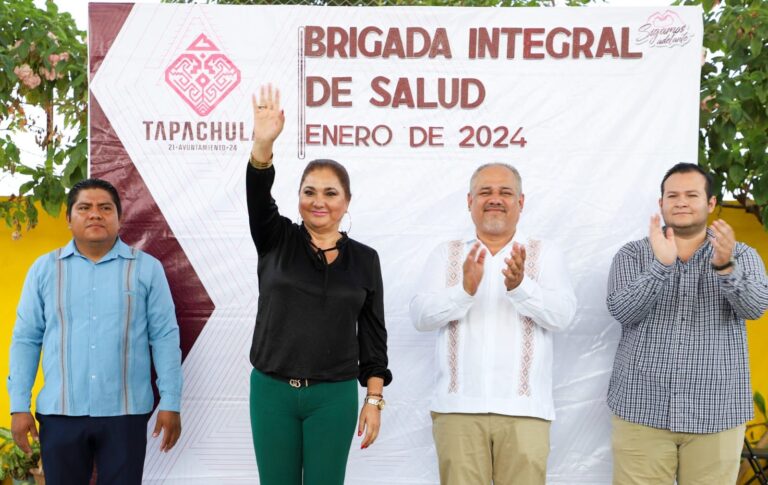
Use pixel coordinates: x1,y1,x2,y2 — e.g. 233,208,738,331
92,316,97,320
91,345,96,350
92,287,96,291
91,375,96,379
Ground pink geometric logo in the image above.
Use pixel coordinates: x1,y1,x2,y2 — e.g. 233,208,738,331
165,34,241,116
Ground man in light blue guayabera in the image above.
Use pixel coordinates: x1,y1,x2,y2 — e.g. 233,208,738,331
8,178,183,485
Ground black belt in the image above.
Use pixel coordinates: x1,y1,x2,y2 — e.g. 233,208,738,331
267,374,314,388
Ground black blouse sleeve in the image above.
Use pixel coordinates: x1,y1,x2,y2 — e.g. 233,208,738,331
357,250,393,387
246,163,291,255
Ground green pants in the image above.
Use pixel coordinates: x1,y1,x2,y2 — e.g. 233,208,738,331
250,368,358,485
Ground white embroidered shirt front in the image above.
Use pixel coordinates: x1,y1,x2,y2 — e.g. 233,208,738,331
410,230,577,420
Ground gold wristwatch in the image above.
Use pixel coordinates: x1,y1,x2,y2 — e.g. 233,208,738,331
365,397,386,410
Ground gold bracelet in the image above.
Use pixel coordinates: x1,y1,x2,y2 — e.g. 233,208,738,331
249,153,273,169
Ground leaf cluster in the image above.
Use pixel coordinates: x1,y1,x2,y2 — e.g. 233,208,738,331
677,0,768,228
0,0,87,237
746,391,767,447
0,428,41,481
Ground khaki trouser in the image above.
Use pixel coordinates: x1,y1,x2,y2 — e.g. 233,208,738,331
431,412,551,485
612,415,745,485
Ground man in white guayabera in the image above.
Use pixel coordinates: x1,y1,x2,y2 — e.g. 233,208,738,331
410,163,577,485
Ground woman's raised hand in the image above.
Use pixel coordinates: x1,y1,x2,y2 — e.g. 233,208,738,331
251,84,285,162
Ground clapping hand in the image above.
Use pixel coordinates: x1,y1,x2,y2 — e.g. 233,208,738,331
502,242,526,291
709,219,735,271
649,214,677,266
463,242,487,296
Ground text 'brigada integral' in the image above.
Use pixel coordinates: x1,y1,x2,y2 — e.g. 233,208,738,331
304,26,643,60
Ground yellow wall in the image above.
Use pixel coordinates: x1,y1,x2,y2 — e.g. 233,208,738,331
0,203,70,423
0,204,766,432
712,207,768,434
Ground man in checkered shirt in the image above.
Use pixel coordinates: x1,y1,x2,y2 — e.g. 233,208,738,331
607,163,768,485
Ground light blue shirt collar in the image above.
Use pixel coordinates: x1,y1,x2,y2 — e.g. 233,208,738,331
58,238,136,262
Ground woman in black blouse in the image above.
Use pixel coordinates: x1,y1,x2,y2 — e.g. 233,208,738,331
246,85,392,485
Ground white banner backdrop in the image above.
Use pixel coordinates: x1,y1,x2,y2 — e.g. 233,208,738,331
90,5,703,483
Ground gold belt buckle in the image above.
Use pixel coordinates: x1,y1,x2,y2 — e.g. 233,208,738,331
289,378,304,388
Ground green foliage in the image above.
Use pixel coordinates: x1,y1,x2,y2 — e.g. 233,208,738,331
0,428,40,481
746,391,767,450
0,0,87,238
677,0,768,229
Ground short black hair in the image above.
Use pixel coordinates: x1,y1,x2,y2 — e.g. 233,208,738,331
66,178,122,218
660,163,713,199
